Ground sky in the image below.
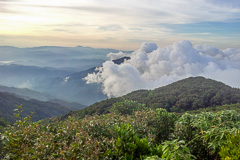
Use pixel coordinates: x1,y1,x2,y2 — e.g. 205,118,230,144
0,0,240,50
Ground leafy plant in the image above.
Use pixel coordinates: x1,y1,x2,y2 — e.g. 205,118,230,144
110,123,150,159
219,130,240,160
161,140,196,160
174,110,240,159
148,108,177,143
110,99,147,115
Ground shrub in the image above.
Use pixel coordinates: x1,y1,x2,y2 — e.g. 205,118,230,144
144,140,195,160
148,108,177,143
108,123,151,159
174,110,240,159
110,100,147,115
161,140,196,160
219,130,240,160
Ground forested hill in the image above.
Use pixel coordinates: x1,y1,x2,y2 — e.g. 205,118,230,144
67,76,240,118
126,77,240,111
0,92,73,123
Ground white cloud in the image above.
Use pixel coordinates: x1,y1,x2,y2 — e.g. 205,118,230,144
84,40,240,97
106,51,129,60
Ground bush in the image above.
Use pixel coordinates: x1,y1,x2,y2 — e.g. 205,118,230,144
174,110,240,159
110,100,147,115
219,130,240,160
161,140,196,160
108,123,150,159
145,140,195,160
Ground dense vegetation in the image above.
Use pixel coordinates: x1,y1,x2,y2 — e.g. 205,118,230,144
65,77,240,119
1,101,239,159
185,103,240,115
0,91,73,123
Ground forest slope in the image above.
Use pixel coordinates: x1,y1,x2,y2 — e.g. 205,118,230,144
68,76,240,119
0,91,73,123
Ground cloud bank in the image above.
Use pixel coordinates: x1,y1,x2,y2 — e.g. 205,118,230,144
106,51,129,60
84,40,240,97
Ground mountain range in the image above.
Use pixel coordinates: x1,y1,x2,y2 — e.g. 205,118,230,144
65,76,240,119
0,46,128,71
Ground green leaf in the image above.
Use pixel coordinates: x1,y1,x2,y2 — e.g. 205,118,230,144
182,146,190,153
162,144,168,151
116,137,121,146
185,157,192,160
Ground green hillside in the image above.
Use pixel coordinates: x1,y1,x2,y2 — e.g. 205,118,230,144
0,91,73,123
67,77,240,119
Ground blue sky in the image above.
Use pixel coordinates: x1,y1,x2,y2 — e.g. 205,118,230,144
163,20,240,36
0,0,239,50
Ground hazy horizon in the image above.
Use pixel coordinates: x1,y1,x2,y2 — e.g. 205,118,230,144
1,0,239,50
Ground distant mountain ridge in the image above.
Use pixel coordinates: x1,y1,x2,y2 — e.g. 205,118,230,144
0,91,81,123
0,85,86,110
0,45,131,72
0,64,71,88
67,76,240,118
0,85,57,101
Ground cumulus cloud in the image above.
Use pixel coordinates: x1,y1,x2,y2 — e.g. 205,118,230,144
84,40,240,97
106,51,129,60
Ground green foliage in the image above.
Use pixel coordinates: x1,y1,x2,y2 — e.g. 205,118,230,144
144,156,162,160
147,108,177,143
161,140,196,160
145,140,195,160
0,92,71,123
219,130,240,160
185,103,240,115
0,104,239,160
174,110,240,159
126,108,177,144
110,123,150,159
131,108,177,144
150,144,163,158
1,110,104,159
110,100,147,115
